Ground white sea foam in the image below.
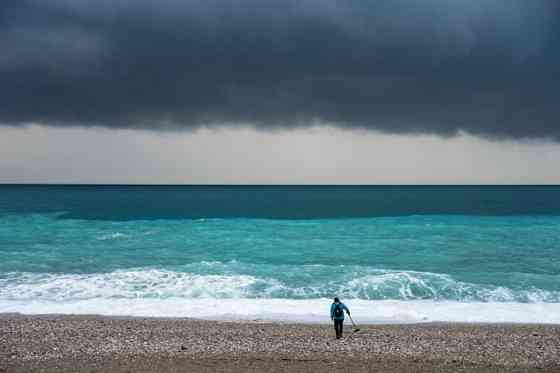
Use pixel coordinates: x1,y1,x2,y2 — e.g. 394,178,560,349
1,298,560,324
1,268,560,323
0,270,283,300
338,271,560,302
96,232,128,240
1,268,559,303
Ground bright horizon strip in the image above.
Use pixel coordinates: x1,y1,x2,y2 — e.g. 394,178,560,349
1,125,559,184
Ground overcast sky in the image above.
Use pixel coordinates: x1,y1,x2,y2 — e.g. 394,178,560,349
1,0,559,183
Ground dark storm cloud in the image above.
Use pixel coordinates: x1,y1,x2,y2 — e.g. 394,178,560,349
1,0,559,139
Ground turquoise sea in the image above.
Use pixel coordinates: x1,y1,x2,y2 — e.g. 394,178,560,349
1,185,559,323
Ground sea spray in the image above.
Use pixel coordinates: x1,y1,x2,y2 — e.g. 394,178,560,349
1,267,559,303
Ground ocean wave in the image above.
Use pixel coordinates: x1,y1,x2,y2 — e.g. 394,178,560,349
96,232,129,240
339,271,560,302
1,268,559,303
0,270,283,300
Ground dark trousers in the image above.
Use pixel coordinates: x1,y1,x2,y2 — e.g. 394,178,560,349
334,318,344,338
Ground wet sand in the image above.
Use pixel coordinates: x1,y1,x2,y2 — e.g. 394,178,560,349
1,314,560,372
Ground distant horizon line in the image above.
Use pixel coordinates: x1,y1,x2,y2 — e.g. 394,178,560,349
1,183,559,187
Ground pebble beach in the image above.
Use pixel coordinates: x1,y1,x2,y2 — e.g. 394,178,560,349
1,314,560,372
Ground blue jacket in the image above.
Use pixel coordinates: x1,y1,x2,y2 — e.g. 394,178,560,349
330,302,349,320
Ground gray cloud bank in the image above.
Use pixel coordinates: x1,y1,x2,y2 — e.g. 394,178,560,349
1,0,559,139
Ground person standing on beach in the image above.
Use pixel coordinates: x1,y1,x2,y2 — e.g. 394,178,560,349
330,297,350,339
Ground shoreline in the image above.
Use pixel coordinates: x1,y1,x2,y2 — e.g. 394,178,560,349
3,311,560,326
2,314,560,372
4,298,560,324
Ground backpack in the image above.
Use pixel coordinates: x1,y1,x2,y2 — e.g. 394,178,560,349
334,303,343,318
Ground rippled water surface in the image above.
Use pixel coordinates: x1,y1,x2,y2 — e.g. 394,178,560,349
1,185,559,323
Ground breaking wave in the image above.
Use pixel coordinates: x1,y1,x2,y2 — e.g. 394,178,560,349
1,267,559,303
2,266,560,323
